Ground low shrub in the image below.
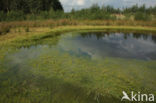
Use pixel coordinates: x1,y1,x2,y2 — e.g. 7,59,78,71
0,25,11,35
134,12,151,21
25,27,29,32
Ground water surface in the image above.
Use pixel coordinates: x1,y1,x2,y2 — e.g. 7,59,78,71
0,32,156,103
14,32,156,60
57,32,156,60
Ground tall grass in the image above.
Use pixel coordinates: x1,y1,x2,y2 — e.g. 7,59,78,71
0,24,11,35
0,19,156,29
0,19,156,36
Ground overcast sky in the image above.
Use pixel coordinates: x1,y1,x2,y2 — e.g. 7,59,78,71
60,0,156,12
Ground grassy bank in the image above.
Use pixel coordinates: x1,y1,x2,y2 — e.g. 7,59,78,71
1,25,156,64
0,25,155,62
0,25,156,44
0,19,156,35
0,25,155,60
1,19,156,28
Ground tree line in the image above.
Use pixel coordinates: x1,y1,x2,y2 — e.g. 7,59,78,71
67,4,156,20
0,2,156,21
0,0,63,13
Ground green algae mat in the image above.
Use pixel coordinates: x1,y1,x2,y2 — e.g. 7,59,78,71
0,31,156,103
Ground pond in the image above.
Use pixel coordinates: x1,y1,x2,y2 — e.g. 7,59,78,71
0,31,156,103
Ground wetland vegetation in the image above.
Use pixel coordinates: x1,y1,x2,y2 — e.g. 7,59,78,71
0,0,156,103
0,30,156,103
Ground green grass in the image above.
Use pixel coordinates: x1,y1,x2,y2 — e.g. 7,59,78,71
1,25,156,44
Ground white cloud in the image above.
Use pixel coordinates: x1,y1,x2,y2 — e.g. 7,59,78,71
60,0,156,12
77,0,85,5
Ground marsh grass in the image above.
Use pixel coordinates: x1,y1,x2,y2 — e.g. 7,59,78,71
0,24,11,35
0,25,156,50
0,19,156,29
0,19,156,37
25,27,29,32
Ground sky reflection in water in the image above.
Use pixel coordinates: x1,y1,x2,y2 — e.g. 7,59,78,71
13,32,156,61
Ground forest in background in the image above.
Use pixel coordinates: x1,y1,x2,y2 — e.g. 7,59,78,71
0,0,156,21
0,0,156,35
0,0,63,13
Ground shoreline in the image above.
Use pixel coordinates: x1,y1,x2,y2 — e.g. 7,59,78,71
0,25,156,45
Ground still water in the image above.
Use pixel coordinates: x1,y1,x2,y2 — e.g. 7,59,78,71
0,32,156,103
58,32,156,60
16,32,156,60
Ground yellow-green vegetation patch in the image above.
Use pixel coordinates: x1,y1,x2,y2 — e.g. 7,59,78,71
0,26,156,45
29,49,156,97
0,27,156,103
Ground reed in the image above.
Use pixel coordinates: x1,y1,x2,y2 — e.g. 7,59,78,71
0,19,156,29
0,24,11,35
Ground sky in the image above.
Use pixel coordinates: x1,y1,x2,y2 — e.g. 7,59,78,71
59,0,156,12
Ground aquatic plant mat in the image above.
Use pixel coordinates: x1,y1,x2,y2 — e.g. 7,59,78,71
0,28,156,103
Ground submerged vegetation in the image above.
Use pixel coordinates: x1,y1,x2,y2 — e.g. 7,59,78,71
1,49,156,103
0,31,156,103
0,0,156,102
0,22,156,103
